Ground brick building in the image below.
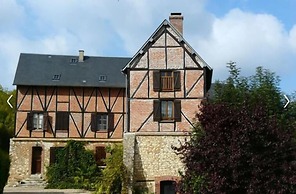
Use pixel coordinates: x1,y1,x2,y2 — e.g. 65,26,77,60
8,13,212,194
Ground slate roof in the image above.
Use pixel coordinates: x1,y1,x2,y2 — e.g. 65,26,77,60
13,53,131,88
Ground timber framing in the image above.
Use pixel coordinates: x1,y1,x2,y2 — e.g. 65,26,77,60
15,86,125,139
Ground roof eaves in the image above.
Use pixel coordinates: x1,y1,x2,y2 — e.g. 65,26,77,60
121,19,212,72
122,19,170,73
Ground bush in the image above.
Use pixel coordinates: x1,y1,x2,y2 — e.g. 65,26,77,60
95,143,128,194
0,149,10,193
46,140,101,190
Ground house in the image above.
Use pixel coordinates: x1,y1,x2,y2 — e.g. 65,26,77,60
9,53,130,184
122,13,212,193
8,13,212,193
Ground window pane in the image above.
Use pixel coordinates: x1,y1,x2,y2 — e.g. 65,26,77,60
161,101,174,120
33,114,38,129
161,101,167,118
167,101,173,118
97,114,108,130
38,114,43,129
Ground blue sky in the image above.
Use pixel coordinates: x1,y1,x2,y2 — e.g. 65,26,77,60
0,0,295,94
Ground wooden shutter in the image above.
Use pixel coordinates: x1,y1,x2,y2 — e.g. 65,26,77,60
43,112,48,131
56,112,69,130
153,71,160,91
153,100,161,121
108,113,114,132
27,112,34,130
174,71,181,91
174,100,181,122
91,113,97,132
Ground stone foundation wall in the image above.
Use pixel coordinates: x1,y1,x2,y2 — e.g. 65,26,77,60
123,132,189,193
8,138,121,186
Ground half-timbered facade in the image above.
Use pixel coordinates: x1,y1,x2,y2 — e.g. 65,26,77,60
9,52,130,185
8,13,212,193
123,13,212,193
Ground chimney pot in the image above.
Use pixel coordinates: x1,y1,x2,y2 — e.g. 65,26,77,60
79,50,84,62
169,13,183,35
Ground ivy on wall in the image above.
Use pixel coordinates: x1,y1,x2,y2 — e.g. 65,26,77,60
46,140,101,190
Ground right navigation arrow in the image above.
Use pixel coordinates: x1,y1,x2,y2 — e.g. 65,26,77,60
284,95,290,108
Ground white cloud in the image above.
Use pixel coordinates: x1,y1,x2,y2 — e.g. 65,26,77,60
0,0,295,93
191,8,296,89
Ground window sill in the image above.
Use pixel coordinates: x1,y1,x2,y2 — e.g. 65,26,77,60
32,129,45,132
159,120,175,123
56,130,68,133
94,130,108,133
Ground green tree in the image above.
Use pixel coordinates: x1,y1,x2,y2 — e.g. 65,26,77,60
175,64,296,193
0,86,15,151
46,140,101,190
0,85,15,192
212,62,283,114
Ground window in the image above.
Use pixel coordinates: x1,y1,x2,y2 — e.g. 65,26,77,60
55,112,69,130
91,113,114,132
161,72,174,91
95,146,106,166
33,113,44,130
52,74,61,81
161,100,174,120
153,100,181,122
98,75,107,82
49,147,64,165
98,114,108,130
27,112,48,131
153,71,181,92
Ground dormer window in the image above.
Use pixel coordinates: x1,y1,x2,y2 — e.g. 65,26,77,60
99,75,107,82
70,58,78,63
52,74,61,81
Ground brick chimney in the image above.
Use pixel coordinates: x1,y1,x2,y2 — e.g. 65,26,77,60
79,50,84,62
169,13,183,35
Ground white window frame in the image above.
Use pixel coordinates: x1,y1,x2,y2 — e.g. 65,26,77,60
33,113,44,130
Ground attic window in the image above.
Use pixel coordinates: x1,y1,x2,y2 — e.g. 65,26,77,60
70,58,78,63
52,74,61,81
99,75,107,82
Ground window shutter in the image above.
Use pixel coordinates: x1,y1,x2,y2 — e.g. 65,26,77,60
56,112,61,130
91,113,97,132
43,112,48,131
56,112,69,130
153,71,160,91
174,100,181,122
108,113,114,132
65,113,69,129
153,100,161,121
174,71,181,91
27,112,33,130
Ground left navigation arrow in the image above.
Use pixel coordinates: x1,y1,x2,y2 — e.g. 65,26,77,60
7,95,13,108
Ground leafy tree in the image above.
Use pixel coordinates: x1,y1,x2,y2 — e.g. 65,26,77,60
95,143,128,194
0,149,10,193
46,140,101,190
0,86,15,152
212,62,283,115
0,85,15,192
174,64,296,193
